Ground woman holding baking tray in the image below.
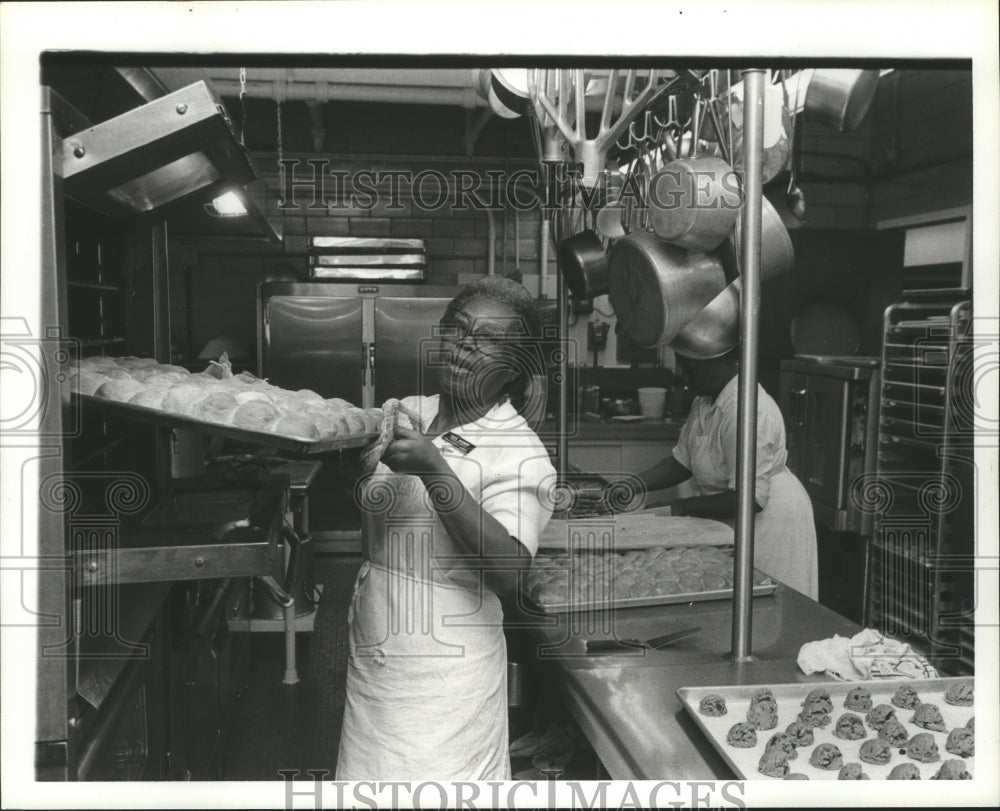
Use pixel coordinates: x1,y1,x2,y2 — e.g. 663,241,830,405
335,277,556,780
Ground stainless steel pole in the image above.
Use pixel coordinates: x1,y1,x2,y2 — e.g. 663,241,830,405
731,68,767,662
557,254,569,480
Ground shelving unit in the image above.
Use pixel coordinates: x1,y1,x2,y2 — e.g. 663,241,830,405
868,298,975,675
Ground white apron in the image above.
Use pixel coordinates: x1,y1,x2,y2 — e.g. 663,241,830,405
336,396,554,780
336,470,511,781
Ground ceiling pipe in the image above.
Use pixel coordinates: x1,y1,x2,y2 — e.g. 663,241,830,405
202,76,665,114
207,78,487,109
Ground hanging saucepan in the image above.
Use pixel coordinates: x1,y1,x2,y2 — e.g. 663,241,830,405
607,230,727,347
804,69,880,132
647,157,743,253
488,68,531,119
558,229,609,299
670,277,741,359
717,194,795,282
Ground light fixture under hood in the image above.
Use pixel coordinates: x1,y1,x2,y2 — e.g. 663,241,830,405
61,80,255,217
166,179,282,242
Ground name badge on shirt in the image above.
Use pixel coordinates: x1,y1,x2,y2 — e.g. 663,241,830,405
441,432,476,455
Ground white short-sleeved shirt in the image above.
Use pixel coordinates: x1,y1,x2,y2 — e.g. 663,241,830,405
671,375,819,599
672,375,788,507
387,394,556,557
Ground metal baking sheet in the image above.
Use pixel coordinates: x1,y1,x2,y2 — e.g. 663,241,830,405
527,578,777,614
677,677,975,780
74,393,377,455
539,513,736,552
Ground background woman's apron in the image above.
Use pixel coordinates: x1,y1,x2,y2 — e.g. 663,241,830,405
679,435,819,600
335,466,510,780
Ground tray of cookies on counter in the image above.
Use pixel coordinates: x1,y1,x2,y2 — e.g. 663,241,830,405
678,677,975,780
70,355,380,455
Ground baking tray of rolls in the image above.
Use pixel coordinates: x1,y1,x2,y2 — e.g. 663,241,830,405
522,545,777,614
677,677,975,780
70,356,379,455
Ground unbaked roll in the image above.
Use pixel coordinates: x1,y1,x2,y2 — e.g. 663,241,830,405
129,387,170,409
75,370,111,395
192,391,240,424
116,356,159,369
303,407,338,438
296,389,325,405
342,410,366,434
129,369,168,383
234,390,273,405
232,399,280,429
94,378,145,402
270,413,321,439
161,383,211,415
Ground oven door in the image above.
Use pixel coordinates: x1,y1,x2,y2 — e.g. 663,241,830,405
801,374,852,524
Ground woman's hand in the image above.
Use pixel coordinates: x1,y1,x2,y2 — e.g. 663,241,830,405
380,424,448,477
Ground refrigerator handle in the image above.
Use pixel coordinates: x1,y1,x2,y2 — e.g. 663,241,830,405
368,342,376,388
791,387,807,427
361,342,368,386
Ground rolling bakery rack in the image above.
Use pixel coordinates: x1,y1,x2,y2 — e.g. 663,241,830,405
867,297,975,675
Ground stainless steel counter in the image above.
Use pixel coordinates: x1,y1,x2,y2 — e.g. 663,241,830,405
513,585,861,779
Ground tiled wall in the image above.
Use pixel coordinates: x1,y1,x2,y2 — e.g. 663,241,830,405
868,69,973,223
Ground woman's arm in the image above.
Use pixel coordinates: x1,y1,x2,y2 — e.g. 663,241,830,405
672,490,763,518
636,455,693,493
380,425,531,596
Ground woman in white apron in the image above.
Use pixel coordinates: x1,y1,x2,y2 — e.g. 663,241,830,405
336,277,556,781
618,350,818,599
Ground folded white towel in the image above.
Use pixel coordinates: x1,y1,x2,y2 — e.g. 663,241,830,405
797,628,938,680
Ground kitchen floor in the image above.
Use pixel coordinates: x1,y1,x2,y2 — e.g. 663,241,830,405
222,554,601,781
222,554,360,780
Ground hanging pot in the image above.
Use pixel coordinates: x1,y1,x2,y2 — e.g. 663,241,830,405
804,69,880,132
488,69,531,119
558,229,609,299
608,230,727,347
647,157,743,252
718,194,795,282
670,277,741,359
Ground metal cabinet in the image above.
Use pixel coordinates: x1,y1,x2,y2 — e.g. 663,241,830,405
168,577,252,780
259,282,459,409
779,357,880,534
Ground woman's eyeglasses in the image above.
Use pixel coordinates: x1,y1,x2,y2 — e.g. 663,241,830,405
437,320,510,353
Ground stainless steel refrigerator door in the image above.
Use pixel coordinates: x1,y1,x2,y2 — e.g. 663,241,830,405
262,295,364,403
373,297,452,404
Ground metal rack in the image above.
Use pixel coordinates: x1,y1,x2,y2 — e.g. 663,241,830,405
868,298,975,675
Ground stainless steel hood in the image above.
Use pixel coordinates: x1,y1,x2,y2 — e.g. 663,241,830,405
60,80,255,218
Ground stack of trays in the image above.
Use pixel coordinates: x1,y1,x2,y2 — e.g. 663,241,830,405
308,236,427,281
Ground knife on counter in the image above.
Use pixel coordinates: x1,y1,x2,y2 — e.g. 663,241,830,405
585,626,701,654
